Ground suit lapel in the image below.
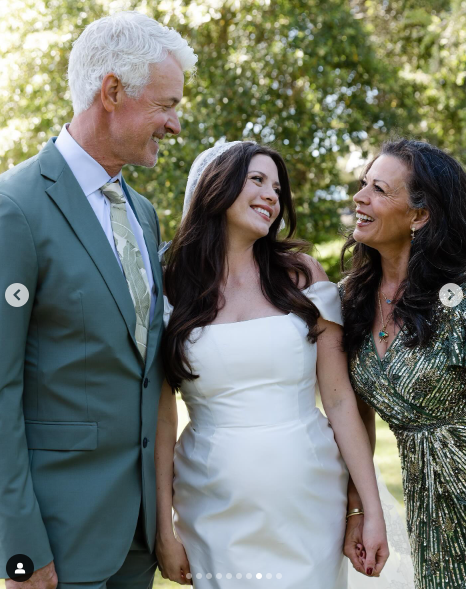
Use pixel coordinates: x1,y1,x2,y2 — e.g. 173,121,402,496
39,139,140,358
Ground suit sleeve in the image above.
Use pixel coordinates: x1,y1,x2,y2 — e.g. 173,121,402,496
0,193,54,575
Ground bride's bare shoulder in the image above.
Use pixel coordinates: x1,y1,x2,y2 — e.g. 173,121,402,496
294,253,329,289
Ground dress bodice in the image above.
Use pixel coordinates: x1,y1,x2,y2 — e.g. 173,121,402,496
163,281,342,430
338,281,466,433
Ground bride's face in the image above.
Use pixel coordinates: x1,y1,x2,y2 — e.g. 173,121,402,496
225,155,281,241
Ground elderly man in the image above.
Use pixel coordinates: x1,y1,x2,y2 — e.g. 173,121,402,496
0,11,197,589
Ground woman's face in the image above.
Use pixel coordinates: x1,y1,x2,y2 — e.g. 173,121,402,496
353,154,415,250
226,154,281,241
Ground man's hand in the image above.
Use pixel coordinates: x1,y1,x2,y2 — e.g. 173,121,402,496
6,560,57,589
343,515,366,574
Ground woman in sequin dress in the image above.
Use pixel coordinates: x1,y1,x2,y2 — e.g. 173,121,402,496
339,139,466,589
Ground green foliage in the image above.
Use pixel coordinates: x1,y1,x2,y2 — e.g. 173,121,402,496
353,0,466,159
1,0,465,247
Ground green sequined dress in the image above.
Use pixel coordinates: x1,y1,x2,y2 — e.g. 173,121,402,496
339,281,466,589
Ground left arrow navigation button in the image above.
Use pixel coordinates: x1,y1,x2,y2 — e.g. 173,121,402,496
5,283,29,308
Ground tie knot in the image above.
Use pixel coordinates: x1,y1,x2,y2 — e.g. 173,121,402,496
101,180,126,204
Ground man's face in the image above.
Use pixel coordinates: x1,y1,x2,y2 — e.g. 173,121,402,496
114,54,184,168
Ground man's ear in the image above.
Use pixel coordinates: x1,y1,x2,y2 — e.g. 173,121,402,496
101,73,124,113
411,207,430,231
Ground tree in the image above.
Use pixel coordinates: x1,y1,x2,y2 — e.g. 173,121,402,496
352,0,466,159
3,0,463,265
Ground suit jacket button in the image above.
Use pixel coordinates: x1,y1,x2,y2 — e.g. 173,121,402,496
143,378,149,388
143,438,148,448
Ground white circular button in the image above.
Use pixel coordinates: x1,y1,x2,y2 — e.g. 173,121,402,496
5,284,29,308
439,283,464,307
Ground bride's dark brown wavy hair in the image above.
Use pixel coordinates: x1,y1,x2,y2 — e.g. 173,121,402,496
163,142,322,390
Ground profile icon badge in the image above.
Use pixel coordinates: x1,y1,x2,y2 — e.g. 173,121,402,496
6,554,34,582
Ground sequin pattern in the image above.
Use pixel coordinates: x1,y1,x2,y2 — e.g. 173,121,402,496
339,280,466,589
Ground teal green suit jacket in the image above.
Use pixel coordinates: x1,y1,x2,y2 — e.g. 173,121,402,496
0,138,165,581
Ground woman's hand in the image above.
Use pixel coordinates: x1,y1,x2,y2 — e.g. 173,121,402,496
343,515,366,574
360,512,390,577
156,531,192,585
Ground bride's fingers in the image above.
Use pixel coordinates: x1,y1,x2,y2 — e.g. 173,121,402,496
181,568,193,585
362,546,377,576
373,548,390,576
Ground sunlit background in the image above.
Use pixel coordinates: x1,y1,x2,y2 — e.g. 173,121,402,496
1,0,465,585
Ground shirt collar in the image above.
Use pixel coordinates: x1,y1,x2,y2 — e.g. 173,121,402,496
55,123,122,196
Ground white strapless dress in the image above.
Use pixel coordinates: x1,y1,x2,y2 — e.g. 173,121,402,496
163,281,414,589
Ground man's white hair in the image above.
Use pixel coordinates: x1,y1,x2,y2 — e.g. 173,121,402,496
68,11,198,115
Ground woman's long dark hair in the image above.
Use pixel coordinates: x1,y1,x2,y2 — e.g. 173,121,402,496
163,142,321,390
340,138,466,360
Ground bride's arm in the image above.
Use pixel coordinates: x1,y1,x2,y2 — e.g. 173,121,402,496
155,379,191,585
316,319,389,577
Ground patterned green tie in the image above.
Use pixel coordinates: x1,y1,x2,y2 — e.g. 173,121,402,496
101,180,150,362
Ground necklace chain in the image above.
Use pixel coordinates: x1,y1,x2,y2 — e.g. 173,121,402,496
377,290,390,343
381,289,393,304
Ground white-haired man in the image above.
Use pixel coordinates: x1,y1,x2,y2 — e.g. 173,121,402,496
0,11,197,589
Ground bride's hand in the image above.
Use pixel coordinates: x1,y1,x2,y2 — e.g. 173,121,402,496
343,515,366,574
361,512,390,577
155,531,192,585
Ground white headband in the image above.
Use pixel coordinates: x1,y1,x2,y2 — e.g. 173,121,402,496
182,139,285,231
182,140,242,218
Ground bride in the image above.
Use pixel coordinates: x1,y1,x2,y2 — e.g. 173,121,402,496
154,140,389,587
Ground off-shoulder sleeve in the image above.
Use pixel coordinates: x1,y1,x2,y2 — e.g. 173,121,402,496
302,281,343,326
163,295,174,328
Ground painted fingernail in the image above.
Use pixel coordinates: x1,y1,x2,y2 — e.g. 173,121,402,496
367,568,373,576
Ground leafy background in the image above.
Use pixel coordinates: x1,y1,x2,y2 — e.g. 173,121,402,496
1,0,465,281
1,1,465,585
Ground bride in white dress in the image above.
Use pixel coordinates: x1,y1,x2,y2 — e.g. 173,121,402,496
154,141,389,588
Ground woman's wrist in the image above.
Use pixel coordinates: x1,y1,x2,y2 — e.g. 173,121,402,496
347,497,363,511
347,478,363,511
361,504,384,520
155,511,176,542
347,493,363,511
156,526,177,543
